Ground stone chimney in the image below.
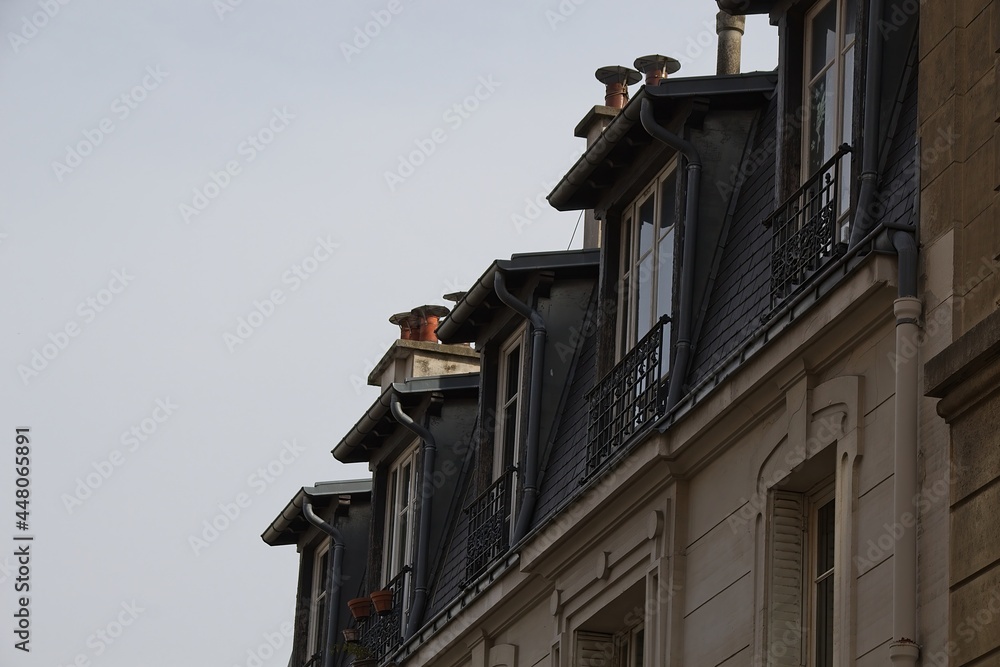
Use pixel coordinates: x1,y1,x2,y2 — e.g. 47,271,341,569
716,12,746,75
370,305,479,391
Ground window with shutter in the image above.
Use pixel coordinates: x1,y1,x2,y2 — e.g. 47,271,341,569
769,491,806,667
576,631,615,667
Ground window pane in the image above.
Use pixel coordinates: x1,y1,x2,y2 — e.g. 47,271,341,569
396,511,408,574
315,597,327,650
401,463,411,510
659,172,677,234
386,470,398,573
633,629,645,667
809,1,838,78
317,550,328,586
503,404,518,469
815,574,834,667
619,274,630,355
655,230,674,320
807,67,838,175
505,345,521,402
843,0,858,45
816,499,835,573
638,196,655,257
637,255,653,339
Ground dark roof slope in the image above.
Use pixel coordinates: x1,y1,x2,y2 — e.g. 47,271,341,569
690,94,778,384
534,321,597,520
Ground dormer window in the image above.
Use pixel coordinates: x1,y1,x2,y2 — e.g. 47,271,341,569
383,445,416,621
307,542,329,658
495,328,525,483
804,0,857,214
617,160,677,366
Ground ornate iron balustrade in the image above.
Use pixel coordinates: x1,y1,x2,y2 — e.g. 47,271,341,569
584,315,670,479
765,144,852,308
464,467,515,583
357,567,408,665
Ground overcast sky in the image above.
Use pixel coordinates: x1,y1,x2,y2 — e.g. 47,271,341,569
0,2,776,665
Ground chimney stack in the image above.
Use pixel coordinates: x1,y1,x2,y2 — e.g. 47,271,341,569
374,304,479,391
390,305,450,343
716,12,746,75
633,55,681,87
595,66,642,110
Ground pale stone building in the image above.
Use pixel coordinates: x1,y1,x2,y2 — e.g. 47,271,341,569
263,1,1000,666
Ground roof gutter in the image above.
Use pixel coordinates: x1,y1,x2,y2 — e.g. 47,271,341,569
302,502,345,667
639,97,702,410
548,90,646,211
493,271,546,543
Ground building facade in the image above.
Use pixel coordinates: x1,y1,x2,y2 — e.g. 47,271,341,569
262,0,1000,665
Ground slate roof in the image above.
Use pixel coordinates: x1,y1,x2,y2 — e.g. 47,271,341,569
690,94,778,384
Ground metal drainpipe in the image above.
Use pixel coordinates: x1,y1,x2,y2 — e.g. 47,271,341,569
389,394,436,641
639,98,702,410
890,229,921,666
847,0,886,249
493,271,546,544
302,501,345,667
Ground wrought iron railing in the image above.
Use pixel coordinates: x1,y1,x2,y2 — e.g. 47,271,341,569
464,467,515,583
357,567,408,665
765,144,852,308
584,315,670,479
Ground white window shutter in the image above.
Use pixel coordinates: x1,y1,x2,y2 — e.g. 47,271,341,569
769,491,805,667
576,631,615,667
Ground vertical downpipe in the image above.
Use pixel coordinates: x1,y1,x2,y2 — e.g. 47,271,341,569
390,394,436,641
890,231,920,666
302,502,345,667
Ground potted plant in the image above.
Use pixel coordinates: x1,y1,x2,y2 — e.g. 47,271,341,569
347,597,371,620
333,641,375,666
370,589,393,615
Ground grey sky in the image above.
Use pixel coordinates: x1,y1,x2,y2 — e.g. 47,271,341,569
0,1,776,665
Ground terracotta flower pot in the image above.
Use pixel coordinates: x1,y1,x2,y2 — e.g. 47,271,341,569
347,597,370,620
342,627,359,643
370,589,393,615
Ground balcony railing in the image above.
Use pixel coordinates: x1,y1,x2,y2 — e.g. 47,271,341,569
357,567,408,665
464,467,515,583
584,315,670,479
765,144,852,308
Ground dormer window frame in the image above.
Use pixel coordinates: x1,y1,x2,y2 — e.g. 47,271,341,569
307,539,330,659
494,326,526,475
616,158,679,369
383,442,418,623
801,0,859,232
